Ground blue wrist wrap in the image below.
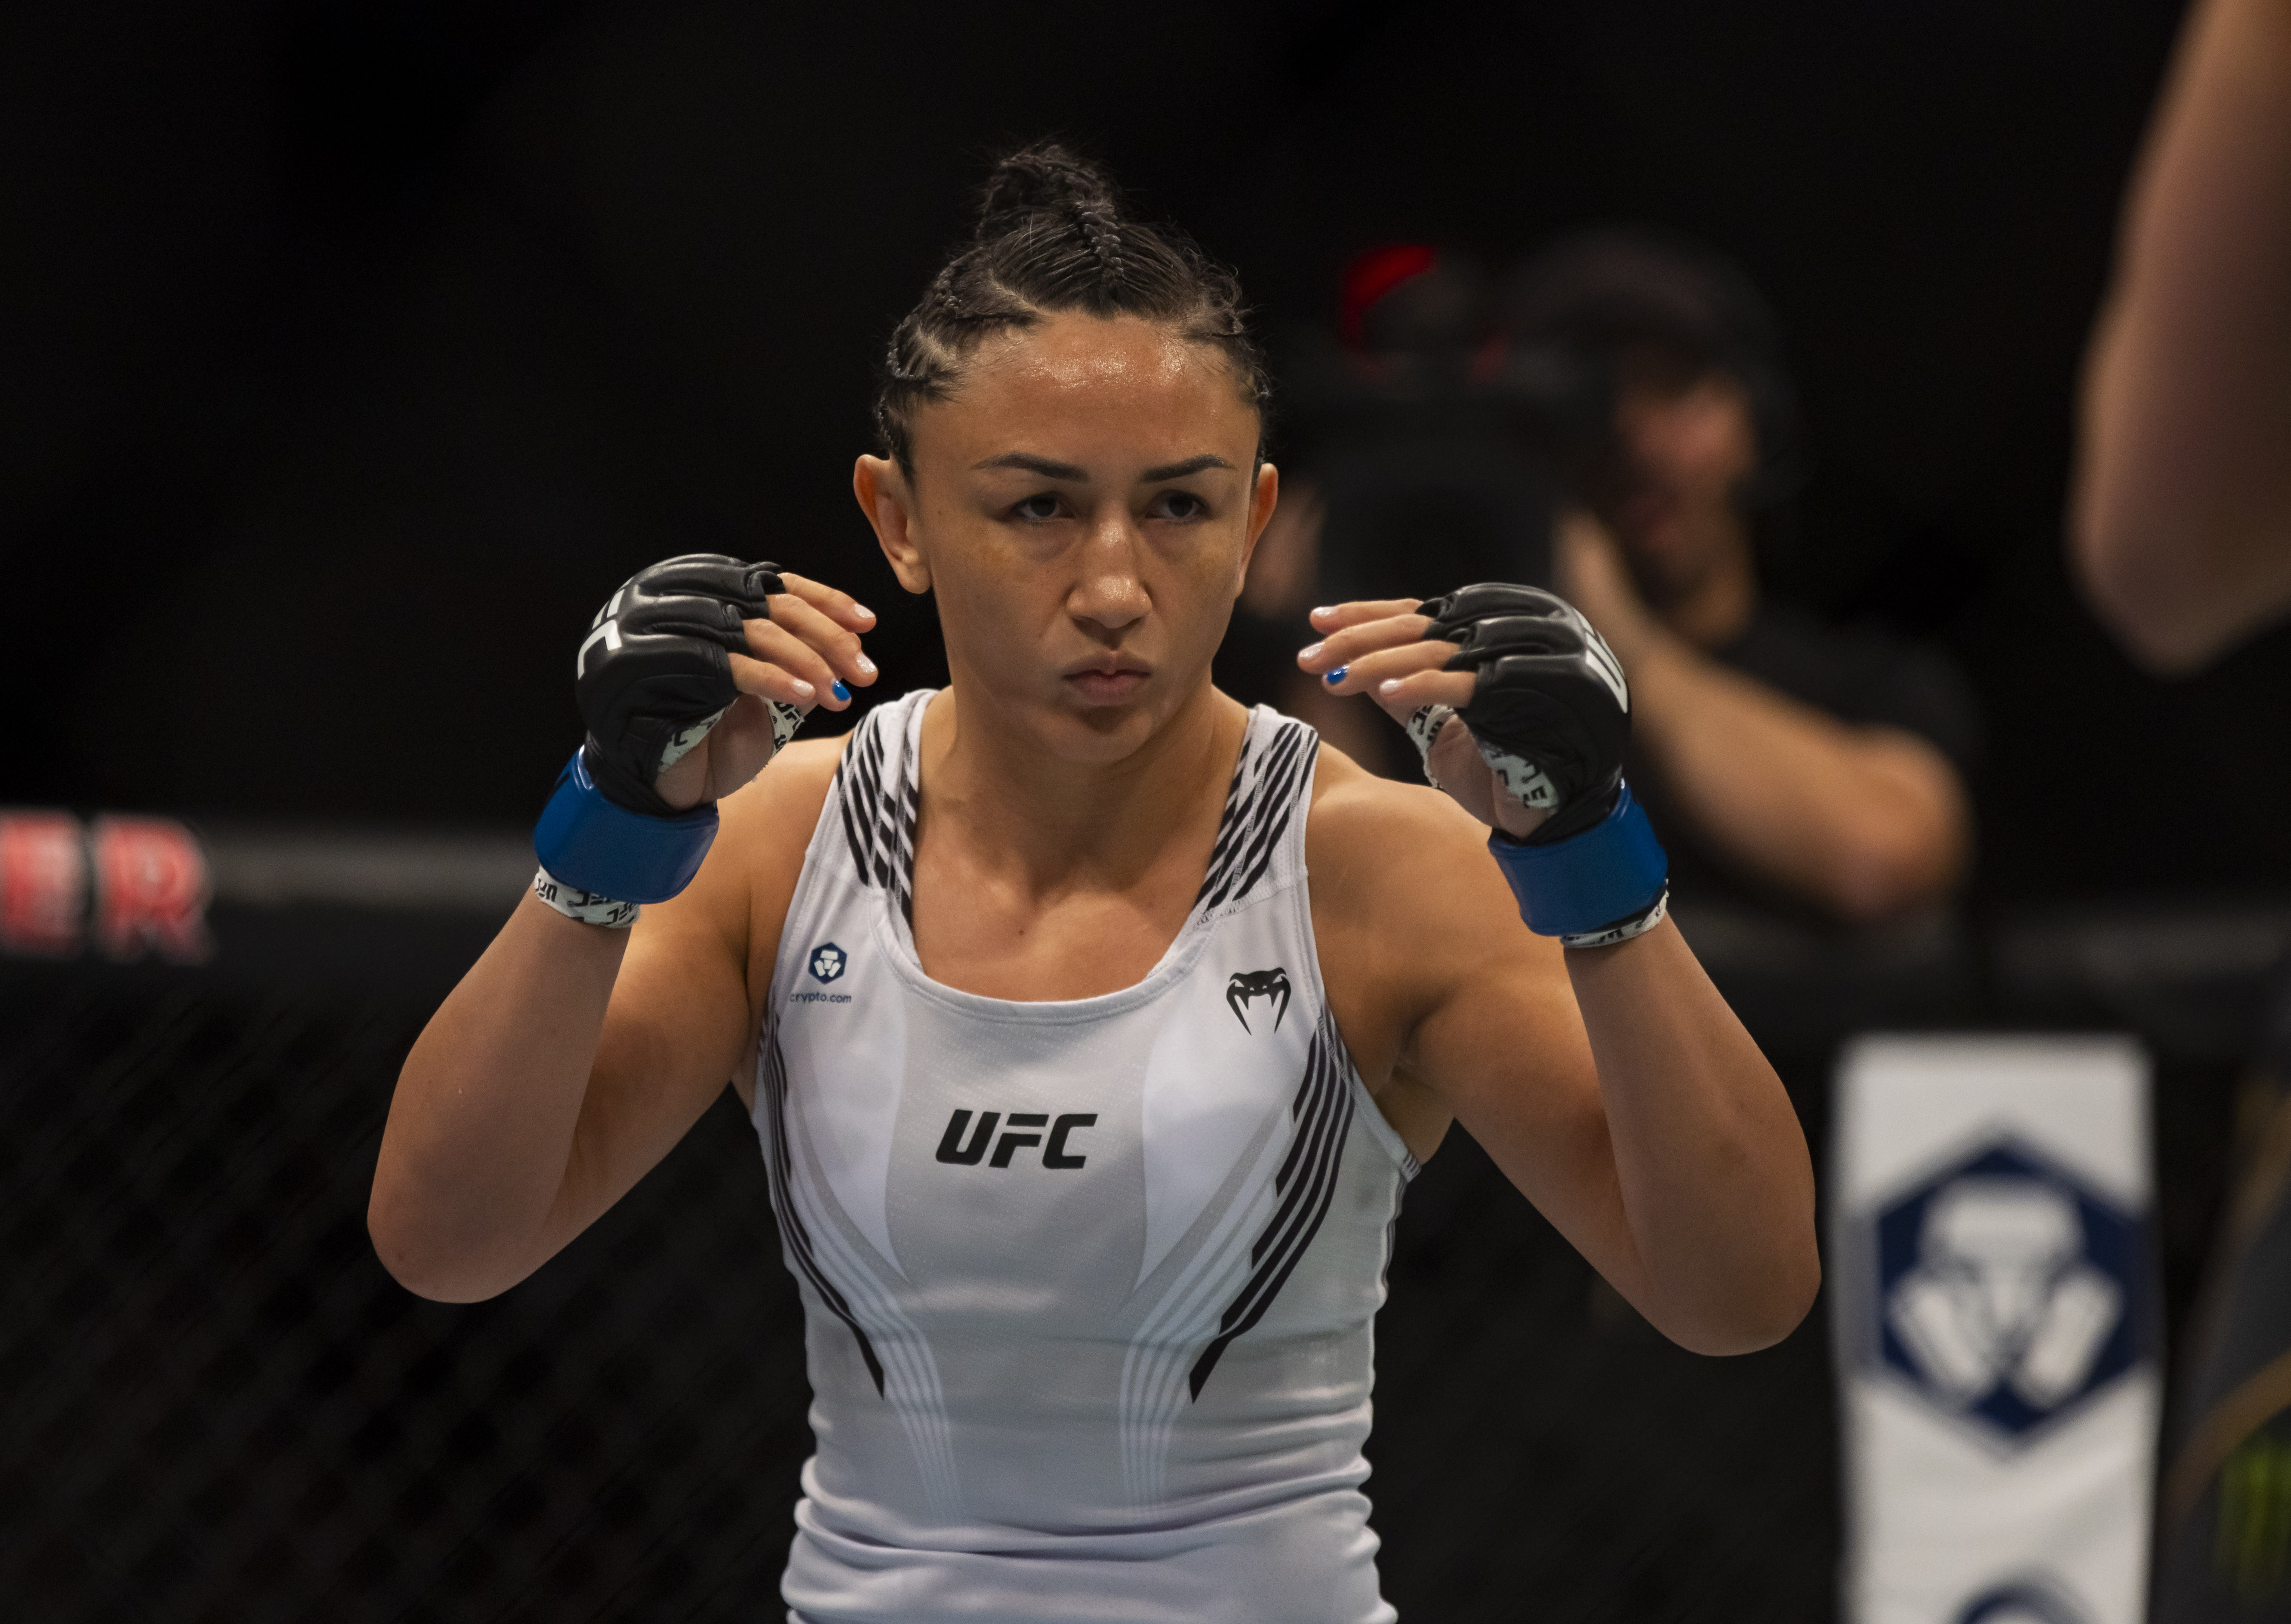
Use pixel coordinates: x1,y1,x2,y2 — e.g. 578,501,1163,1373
533,749,719,904
1487,782,1668,938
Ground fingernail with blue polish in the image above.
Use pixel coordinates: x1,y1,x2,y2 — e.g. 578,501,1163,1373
832,680,851,701
1325,666,1347,686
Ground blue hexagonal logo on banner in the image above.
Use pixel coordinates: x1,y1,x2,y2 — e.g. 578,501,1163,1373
1874,1140,2145,1441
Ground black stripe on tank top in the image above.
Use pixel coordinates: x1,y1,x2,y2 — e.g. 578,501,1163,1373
760,1024,887,1395
835,714,887,881
1196,726,1289,906
1196,720,1316,912
835,708,919,922
1209,725,1295,875
1188,1005,1356,1398
1218,728,1315,908
891,778,918,924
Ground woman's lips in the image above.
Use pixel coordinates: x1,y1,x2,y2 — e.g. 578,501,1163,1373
1064,668,1149,705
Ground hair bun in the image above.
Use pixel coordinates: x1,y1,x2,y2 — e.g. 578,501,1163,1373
975,141,1124,240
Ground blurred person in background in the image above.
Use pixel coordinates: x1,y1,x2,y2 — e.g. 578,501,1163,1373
2071,0,2291,677
1226,246,1555,775
1504,232,1978,927
2073,0,2291,1614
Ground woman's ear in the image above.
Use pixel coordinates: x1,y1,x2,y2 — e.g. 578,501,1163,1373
1235,461,1281,598
854,455,931,595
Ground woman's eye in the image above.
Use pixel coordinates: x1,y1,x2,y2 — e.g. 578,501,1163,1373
1155,492,1208,521
1013,494,1063,522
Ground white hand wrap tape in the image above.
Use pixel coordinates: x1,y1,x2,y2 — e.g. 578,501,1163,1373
531,865,640,929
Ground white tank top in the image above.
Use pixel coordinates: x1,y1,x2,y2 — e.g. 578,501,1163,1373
752,691,1417,1623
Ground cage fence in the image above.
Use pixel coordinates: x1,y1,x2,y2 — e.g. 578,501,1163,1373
0,824,2279,1622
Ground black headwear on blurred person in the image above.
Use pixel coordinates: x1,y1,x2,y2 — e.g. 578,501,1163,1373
1282,244,1556,607
1498,228,1806,522
1338,244,1493,379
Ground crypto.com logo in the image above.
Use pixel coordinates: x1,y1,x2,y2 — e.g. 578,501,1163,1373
1873,1141,2143,1441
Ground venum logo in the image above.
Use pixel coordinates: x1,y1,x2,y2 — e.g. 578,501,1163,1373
809,942,847,983
1225,968,1291,1033
934,1109,1096,1170
1870,1140,2143,1442
1950,1581,2093,1624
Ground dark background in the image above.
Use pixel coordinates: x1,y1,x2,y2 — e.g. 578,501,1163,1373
6,0,2288,900
4,3,2286,1619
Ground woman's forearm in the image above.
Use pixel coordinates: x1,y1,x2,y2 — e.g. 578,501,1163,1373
1565,919,1820,1353
369,893,630,1302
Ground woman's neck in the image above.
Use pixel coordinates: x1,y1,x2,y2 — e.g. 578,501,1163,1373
915,677,1244,899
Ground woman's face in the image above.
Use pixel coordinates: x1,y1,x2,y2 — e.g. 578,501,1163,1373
858,312,1275,764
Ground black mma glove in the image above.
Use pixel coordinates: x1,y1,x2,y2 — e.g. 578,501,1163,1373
1407,582,1632,844
574,553,799,817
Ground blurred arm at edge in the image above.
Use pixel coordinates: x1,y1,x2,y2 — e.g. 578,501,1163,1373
2072,0,2291,676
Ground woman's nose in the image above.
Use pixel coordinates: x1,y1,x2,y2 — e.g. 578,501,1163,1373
1069,515,1150,631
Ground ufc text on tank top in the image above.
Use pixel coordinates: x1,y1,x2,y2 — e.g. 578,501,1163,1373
753,691,1417,1624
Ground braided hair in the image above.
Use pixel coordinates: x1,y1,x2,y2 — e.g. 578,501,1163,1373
875,143,1270,476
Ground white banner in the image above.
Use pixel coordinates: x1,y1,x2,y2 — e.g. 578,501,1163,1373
1834,1035,2157,1624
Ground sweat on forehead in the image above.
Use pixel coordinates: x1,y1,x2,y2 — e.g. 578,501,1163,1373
906,318,1262,482
962,316,1248,413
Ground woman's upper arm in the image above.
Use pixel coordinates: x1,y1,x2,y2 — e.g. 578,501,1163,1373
1399,892,1645,1295
1315,774,1638,1287
545,739,842,1243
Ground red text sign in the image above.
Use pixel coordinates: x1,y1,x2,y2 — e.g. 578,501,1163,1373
0,812,211,963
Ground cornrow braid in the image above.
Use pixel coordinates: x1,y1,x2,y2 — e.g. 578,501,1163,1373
873,140,1269,478
1074,197,1124,281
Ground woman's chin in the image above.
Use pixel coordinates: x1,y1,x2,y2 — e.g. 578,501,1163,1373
1058,700,1160,754
950,666,1214,766
1035,685,1183,763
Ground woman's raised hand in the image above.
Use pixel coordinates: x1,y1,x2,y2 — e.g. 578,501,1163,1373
656,572,878,809
1297,585,1634,847
572,556,877,816
1296,598,1541,837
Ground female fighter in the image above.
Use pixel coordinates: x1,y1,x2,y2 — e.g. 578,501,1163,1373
369,144,1817,1623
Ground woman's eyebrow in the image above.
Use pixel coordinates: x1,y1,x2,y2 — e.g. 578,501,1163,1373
1140,454,1234,481
972,452,1235,481
975,452,1088,479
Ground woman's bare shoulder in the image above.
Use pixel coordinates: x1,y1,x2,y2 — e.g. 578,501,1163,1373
717,734,851,886
649,732,854,982
727,734,851,820
1305,735,1517,946
1307,738,1489,878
